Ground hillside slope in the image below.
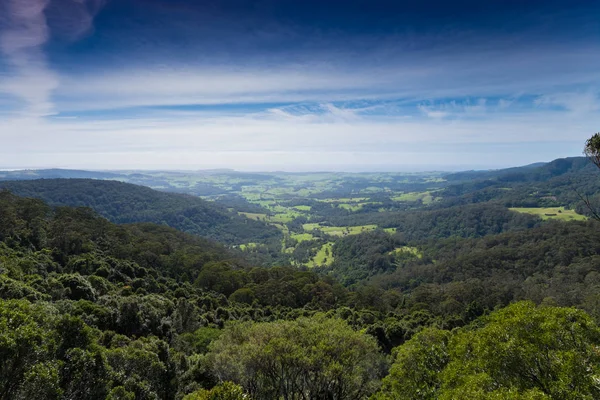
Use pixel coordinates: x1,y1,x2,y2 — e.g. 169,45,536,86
0,179,281,245
443,157,593,183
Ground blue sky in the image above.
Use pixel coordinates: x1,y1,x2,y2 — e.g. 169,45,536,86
0,0,599,171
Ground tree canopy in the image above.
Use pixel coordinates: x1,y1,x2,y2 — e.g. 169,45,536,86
376,302,600,400
208,315,386,399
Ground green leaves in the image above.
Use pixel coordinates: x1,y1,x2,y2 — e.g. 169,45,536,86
584,133,600,170
208,315,387,399
183,382,246,400
377,302,600,400
377,327,450,400
0,300,56,400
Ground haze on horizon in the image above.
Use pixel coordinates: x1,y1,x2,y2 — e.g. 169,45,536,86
1,0,599,171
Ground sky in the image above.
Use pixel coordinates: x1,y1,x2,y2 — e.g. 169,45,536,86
0,0,599,171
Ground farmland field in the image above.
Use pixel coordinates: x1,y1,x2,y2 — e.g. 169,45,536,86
307,242,334,268
509,207,587,221
105,167,593,267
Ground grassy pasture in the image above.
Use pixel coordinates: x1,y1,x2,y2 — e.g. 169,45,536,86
338,202,383,212
338,203,364,212
392,191,437,204
302,223,378,236
307,242,334,268
239,243,259,251
290,233,315,243
509,207,587,221
319,197,369,203
238,212,268,221
321,225,378,236
302,223,322,232
390,246,422,258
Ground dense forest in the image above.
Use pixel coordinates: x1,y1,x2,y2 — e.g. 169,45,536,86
0,179,282,247
3,180,600,398
3,151,600,398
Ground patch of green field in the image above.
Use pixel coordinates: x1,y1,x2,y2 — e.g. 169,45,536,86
360,186,385,193
390,246,422,258
307,242,334,268
319,197,369,203
290,233,314,243
239,243,259,251
509,207,587,221
302,223,379,236
392,191,436,204
384,228,397,234
338,203,364,211
303,224,378,236
303,223,322,232
268,205,290,213
269,213,298,223
339,202,382,211
238,212,268,221
323,225,377,236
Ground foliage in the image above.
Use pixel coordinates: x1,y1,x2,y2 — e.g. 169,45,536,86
208,315,386,399
376,302,600,399
584,132,600,170
0,179,281,246
2,158,600,399
183,382,246,400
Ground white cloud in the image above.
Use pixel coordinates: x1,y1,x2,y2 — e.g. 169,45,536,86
0,99,597,170
0,0,106,116
0,6,599,170
0,0,58,116
535,92,600,115
47,40,600,114
418,98,487,119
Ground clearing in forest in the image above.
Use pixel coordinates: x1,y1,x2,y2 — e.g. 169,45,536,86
307,242,334,268
302,223,378,236
509,207,587,221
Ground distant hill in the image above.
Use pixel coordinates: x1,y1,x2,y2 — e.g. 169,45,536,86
443,157,593,183
443,162,548,182
436,157,600,212
0,168,124,180
0,179,281,245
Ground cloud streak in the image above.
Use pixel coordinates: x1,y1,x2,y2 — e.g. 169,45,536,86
52,40,600,113
0,0,58,116
0,0,598,170
0,97,597,170
0,0,106,116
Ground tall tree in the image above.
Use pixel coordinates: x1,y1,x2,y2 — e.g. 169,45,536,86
376,302,600,400
208,315,386,399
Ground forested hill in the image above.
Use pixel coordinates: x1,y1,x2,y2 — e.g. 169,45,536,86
0,179,281,246
0,190,368,398
0,168,124,180
443,156,593,183
433,157,600,213
4,184,600,398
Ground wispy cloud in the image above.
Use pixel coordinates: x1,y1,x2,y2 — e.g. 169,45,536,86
0,1,598,170
0,0,58,116
534,92,600,115
0,98,597,170
418,98,487,119
51,40,600,114
0,0,106,116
